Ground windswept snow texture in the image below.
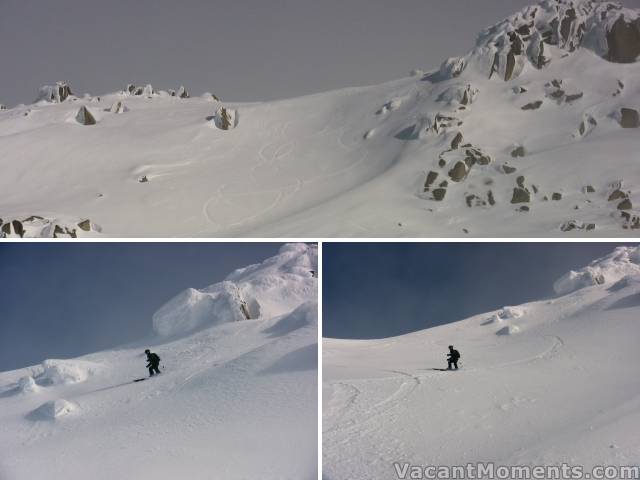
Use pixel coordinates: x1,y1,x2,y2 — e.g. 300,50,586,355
152,242,317,336
324,246,640,479
0,244,318,480
1,0,639,237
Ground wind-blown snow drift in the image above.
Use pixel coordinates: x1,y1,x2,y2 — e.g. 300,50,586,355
553,245,640,294
0,243,318,480
152,243,317,336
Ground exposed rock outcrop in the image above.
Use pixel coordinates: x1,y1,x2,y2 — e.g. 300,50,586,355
605,16,640,63
75,106,96,126
213,107,239,130
108,101,127,114
436,1,640,84
619,108,639,128
561,221,596,232
37,82,73,103
177,85,190,99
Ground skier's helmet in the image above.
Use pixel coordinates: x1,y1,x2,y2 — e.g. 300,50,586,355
448,345,453,349
145,349,150,354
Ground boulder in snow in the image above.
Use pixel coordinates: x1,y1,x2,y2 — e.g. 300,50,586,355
29,399,76,420
619,108,639,128
177,85,189,99
108,101,128,114
75,106,96,125
39,359,98,385
36,81,73,103
438,57,466,79
604,16,640,63
152,282,260,337
213,107,238,130
17,376,39,394
496,325,521,336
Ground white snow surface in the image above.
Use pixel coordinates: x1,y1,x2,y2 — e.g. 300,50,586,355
152,243,317,336
0,244,318,480
324,245,640,479
553,245,640,294
1,0,639,237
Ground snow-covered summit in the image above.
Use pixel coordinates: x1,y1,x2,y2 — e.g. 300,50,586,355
0,245,317,479
553,245,640,294
1,1,639,237
438,0,640,83
152,243,316,337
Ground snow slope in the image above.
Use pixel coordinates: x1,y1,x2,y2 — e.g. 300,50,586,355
0,243,318,480
1,0,639,237
323,246,640,479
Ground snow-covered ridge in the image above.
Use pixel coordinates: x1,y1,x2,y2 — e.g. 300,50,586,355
554,245,640,294
324,245,640,478
0,245,318,479
1,1,639,237
439,0,640,83
152,243,317,337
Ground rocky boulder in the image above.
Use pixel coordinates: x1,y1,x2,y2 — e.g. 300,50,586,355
75,106,96,125
36,81,73,103
605,16,640,63
619,108,640,128
213,107,239,130
177,85,190,99
465,1,640,84
108,101,127,114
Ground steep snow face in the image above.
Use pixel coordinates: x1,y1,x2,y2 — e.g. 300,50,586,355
152,243,317,337
0,245,317,480
324,246,640,479
553,245,640,294
1,1,639,237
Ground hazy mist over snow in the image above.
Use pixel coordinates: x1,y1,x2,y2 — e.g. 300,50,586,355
323,243,638,339
3,0,637,106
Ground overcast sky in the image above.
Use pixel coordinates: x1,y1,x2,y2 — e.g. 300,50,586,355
323,243,637,339
0,243,283,371
4,0,639,107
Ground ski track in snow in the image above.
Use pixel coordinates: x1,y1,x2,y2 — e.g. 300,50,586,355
324,333,565,463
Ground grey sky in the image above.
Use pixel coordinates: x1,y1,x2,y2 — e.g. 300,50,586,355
323,243,637,339
4,0,639,107
0,243,284,371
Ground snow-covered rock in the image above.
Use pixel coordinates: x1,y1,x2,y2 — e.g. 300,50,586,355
496,324,521,335
460,0,640,83
75,106,96,125
177,85,189,99
36,81,73,103
152,243,317,337
17,376,39,394
498,306,525,319
108,101,127,114
39,359,99,385
2,1,640,238
29,399,76,420
554,246,640,295
212,106,238,130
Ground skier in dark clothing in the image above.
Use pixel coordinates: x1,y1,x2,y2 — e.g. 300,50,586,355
447,345,460,370
145,349,161,376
